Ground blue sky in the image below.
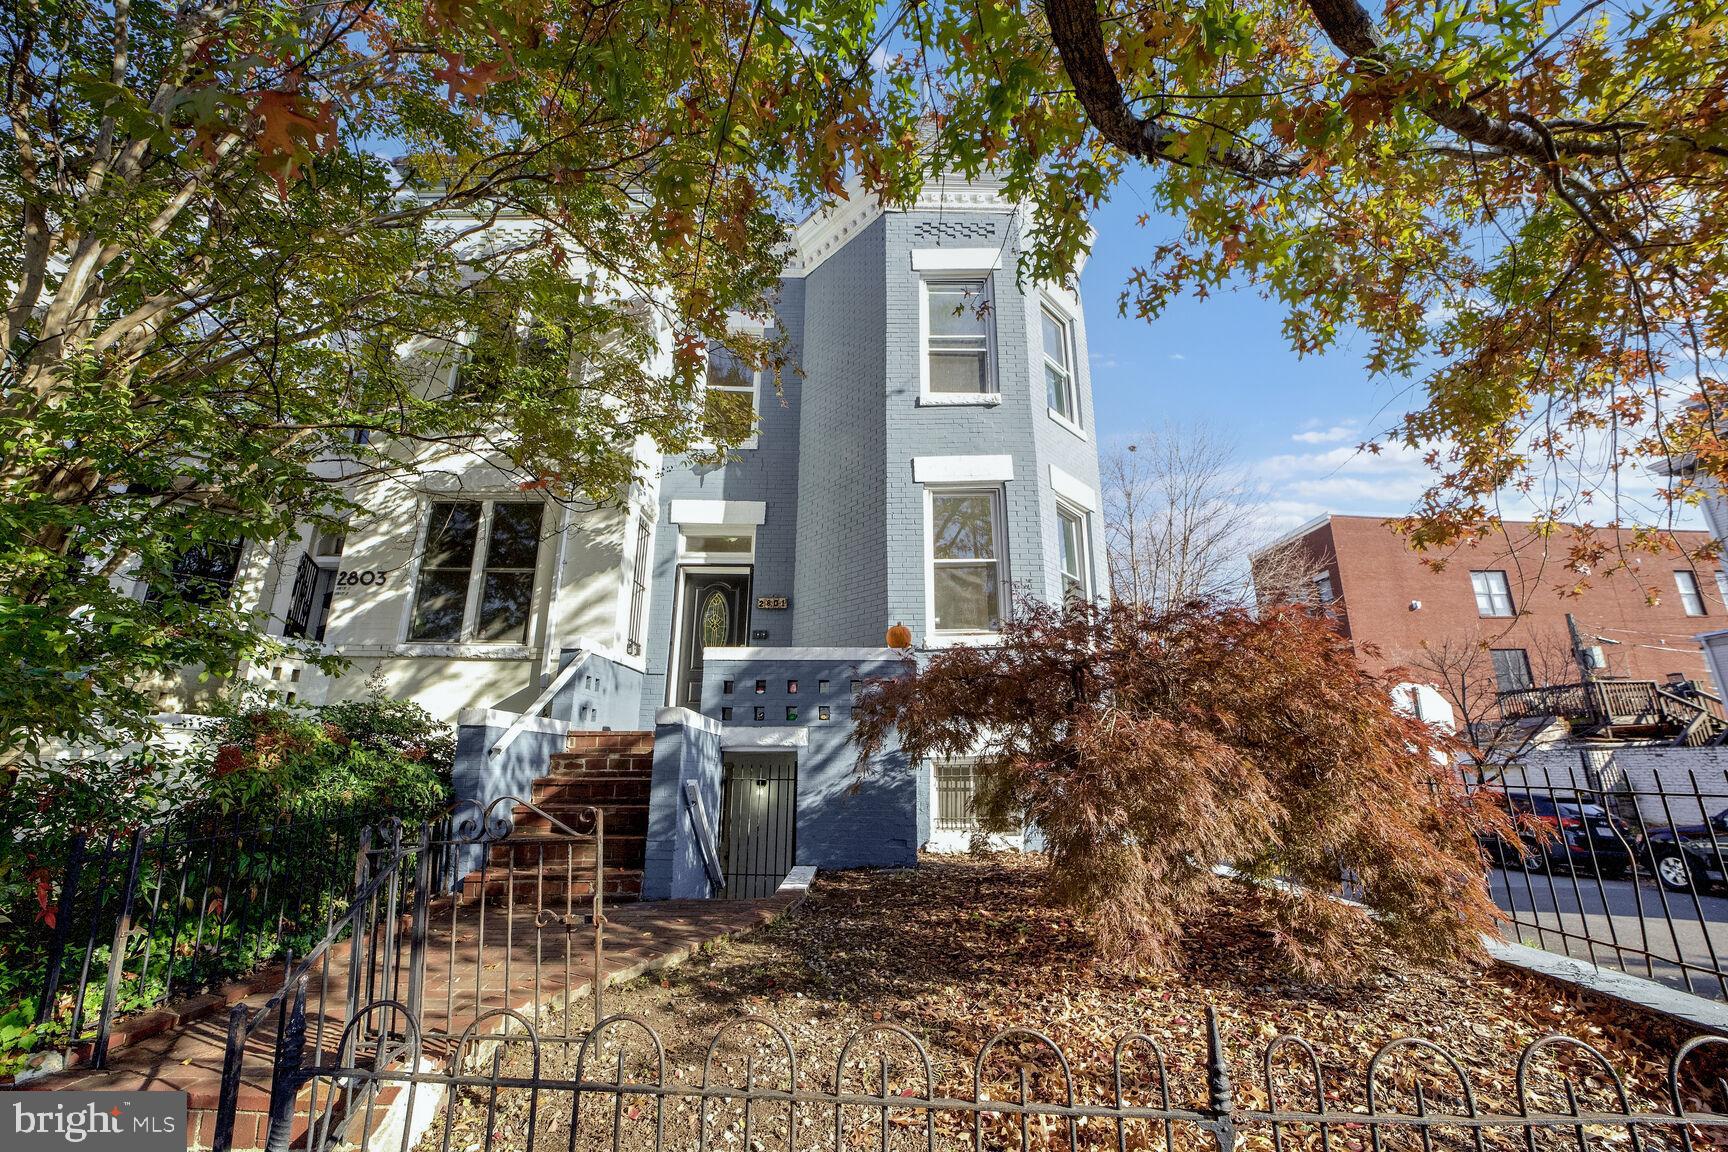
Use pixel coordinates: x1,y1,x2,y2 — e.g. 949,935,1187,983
1076,180,1704,540
1077,180,1445,538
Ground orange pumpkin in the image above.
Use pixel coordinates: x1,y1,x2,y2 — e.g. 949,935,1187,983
886,622,913,649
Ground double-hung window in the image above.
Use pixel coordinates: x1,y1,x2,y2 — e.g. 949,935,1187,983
1491,648,1533,693
1056,503,1090,601
409,500,544,643
930,489,1004,633
704,348,759,445
1041,305,1079,426
1677,570,1707,616
924,280,993,395
1470,570,1515,617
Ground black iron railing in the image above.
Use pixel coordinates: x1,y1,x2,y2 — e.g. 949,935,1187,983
1473,762,1728,1000
210,796,606,1152
22,809,375,1069
229,999,1728,1152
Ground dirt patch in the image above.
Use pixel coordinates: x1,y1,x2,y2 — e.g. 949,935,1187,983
424,856,1728,1151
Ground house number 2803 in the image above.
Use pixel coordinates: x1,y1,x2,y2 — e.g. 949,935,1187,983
337,570,389,588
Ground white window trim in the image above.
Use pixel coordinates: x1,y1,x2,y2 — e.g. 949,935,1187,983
698,349,761,451
1470,570,1515,618
1039,296,1085,438
677,523,757,566
911,247,1005,272
669,499,766,526
399,495,548,647
917,275,997,403
912,455,1014,484
923,484,1009,644
1047,464,1097,512
1677,569,1707,616
1055,499,1093,601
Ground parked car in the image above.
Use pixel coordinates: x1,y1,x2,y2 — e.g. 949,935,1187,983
1476,790,1636,878
1639,811,1728,892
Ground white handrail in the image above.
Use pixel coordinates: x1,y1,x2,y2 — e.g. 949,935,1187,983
488,650,594,760
683,781,726,888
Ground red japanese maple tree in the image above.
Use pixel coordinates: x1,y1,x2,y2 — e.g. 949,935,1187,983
852,598,1512,979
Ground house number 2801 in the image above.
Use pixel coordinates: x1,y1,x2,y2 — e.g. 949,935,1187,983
337,570,389,588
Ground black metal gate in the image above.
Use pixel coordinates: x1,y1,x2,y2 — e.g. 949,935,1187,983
719,752,797,899
210,796,606,1152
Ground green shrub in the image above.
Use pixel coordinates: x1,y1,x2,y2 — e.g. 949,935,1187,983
197,693,452,825
0,689,455,1076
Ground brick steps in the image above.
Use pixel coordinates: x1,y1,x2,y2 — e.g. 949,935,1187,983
459,730,657,905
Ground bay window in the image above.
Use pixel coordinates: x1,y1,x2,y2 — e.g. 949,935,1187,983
924,279,994,395
930,489,1005,633
1042,305,1079,426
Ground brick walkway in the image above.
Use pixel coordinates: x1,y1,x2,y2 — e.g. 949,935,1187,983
17,891,805,1149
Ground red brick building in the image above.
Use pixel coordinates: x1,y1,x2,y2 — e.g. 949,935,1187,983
1250,515,1722,717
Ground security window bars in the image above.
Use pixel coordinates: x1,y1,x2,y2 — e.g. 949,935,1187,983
925,279,992,394
931,489,1003,633
1677,570,1707,616
625,514,650,657
1490,648,1533,693
703,348,758,442
283,553,337,642
144,539,243,607
1057,503,1089,601
1042,305,1077,424
934,760,978,831
409,500,544,643
1471,570,1515,617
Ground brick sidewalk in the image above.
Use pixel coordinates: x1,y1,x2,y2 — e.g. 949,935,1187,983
14,892,805,1149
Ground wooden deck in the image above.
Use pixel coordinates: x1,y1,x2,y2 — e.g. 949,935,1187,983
1498,679,1728,746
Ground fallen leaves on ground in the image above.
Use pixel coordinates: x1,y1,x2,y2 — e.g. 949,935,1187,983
420,856,1728,1151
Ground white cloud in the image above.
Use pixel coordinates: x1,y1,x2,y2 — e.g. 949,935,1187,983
1253,442,1433,517
1290,423,1358,444
1167,353,1186,361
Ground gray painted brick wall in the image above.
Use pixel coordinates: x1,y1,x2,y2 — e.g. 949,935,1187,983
791,217,890,645
703,652,916,869
633,193,1105,874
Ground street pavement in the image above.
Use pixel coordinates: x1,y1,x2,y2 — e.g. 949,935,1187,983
1489,866,1728,999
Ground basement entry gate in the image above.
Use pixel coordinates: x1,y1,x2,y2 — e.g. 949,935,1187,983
718,752,797,898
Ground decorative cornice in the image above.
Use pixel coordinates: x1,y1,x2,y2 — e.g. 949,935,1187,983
784,174,1017,277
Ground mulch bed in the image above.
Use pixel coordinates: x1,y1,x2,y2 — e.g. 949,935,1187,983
424,856,1728,1151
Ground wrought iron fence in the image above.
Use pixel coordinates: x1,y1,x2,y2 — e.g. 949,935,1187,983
1471,760,1728,1000
210,796,607,1152
224,996,1728,1152
21,808,376,1068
